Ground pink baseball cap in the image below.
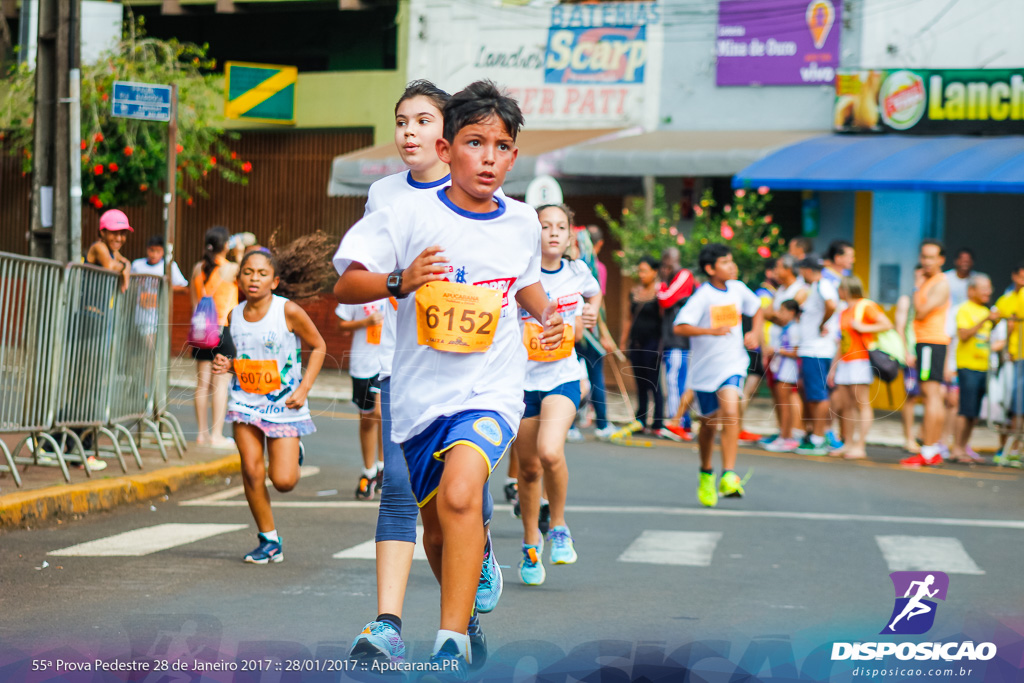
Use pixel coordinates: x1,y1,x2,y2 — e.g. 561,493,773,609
99,209,133,232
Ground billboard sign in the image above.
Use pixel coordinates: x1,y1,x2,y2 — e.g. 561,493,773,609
834,68,1024,134
716,0,841,86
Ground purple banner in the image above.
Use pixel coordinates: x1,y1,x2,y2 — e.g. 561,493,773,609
716,0,841,86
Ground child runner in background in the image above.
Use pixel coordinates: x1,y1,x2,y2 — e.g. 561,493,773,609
951,274,1000,462
212,248,326,564
342,81,504,668
762,299,801,452
334,81,559,675
674,244,763,508
86,209,133,292
336,300,386,499
830,275,891,460
515,203,601,586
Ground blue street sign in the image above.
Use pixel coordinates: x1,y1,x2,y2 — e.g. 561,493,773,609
111,81,173,122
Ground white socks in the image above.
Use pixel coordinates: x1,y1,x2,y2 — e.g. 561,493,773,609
433,630,470,662
261,530,279,542
362,464,379,479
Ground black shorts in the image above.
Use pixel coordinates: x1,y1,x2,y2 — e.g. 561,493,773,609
190,327,235,362
957,369,986,419
747,349,766,377
915,343,948,384
351,374,381,413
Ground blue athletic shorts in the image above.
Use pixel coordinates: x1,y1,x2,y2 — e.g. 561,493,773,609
523,380,581,419
401,410,514,508
694,375,744,417
800,356,832,403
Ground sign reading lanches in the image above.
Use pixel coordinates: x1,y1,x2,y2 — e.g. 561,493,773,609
834,68,1024,135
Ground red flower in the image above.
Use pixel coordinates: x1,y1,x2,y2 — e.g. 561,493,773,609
186,197,193,206
89,195,102,208
101,93,109,102
80,140,87,151
758,186,770,195
241,161,252,173
93,164,104,176
108,162,119,172
94,132,104,143
139,183,149,192
764,214,773,224
209,156,217,166
124,146,133,156
720,223,734,240
230,152,237,160
758,246,771,258
176,144,184,153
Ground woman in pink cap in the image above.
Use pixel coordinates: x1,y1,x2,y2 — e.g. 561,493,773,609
87,209,133,292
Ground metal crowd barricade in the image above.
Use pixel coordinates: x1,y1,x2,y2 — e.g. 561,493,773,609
103,273,175,464
988,319,1024,464
148,275,187,458
47,263,132,473
0,254,66,486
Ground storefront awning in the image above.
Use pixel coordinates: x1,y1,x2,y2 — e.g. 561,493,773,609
733,135,1024,194
554,130,826,177
328,128,632,197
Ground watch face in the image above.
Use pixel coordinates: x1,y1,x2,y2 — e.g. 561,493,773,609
388,273,399,287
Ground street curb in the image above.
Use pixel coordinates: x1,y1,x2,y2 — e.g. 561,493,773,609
0,455,240,529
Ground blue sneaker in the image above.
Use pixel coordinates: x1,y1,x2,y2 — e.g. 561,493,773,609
475,530,502,613
422,638,469,682
349,620,405,664
826,431,844,450
519,536,546,585
548,525,578,565
244,533,283,564
467,611,487,670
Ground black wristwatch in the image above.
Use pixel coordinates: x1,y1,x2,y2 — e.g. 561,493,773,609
386,268,408,299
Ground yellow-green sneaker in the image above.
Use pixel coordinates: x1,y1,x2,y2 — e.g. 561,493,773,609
610,419,644,443
719,471,745,498
697,472,718,507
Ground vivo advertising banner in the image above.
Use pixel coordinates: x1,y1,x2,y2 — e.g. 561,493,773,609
410,0,662,128
834,68,1024,134
716,0,841,86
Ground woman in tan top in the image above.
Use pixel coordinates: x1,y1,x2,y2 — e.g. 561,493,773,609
190,226,239,449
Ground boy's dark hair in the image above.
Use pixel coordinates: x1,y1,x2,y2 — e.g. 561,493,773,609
147,235,165,249
763,256,778,271
955,246,975,259
920,238,945,257
826,239,852,261
202,226,231,280
395,80,450,116
443,80,524,143
779,299,801,316
699,243,731,277
587,224,604,243
790,236,813,253
1012,261,1024,274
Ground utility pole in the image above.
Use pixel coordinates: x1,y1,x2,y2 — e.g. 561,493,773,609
29,0,80,262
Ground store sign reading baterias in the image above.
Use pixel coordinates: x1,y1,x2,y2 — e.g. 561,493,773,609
834,68,1024,134
418,0,660,128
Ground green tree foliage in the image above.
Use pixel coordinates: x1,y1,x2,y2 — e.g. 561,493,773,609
0,15,250,211
597,184,786,285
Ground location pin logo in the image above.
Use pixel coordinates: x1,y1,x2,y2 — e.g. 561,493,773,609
806,0,835,49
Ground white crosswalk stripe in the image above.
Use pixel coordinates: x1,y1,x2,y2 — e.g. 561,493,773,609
49,523,248,557
617,530,722,566
875,535,985,575
333,526,428,561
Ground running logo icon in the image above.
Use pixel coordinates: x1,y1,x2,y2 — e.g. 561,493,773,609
881,571,949,635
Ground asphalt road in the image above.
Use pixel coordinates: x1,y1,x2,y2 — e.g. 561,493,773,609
2,399,1022,682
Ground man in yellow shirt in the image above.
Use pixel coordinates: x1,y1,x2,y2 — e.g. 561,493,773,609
994,263,1024,459
952,275,1000,462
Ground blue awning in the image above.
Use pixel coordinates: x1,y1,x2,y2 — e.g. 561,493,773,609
733,135,1024,194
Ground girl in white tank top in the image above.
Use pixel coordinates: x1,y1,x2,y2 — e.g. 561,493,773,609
212,248,326,564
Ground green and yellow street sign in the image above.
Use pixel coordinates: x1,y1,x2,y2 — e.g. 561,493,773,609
225,62,297,124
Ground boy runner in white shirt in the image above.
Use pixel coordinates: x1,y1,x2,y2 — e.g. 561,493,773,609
334,80,564,676
335,301,387,499
674,244,763,508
